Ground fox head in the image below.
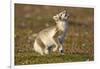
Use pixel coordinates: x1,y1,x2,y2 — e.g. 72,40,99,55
53,10,69,31
53,10,69,21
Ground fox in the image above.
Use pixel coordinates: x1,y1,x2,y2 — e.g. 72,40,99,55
33,10,69,55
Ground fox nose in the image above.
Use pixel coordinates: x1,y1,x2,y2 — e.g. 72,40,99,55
65,14,69,17
65,14,67,17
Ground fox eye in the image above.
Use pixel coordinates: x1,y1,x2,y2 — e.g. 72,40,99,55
59,16,61,20
60,14,63,16
65,14,67,17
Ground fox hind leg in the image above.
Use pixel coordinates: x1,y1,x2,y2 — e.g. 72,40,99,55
33,40,44,55
44,46,52,54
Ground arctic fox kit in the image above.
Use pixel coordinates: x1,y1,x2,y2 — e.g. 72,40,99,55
33,10,69,55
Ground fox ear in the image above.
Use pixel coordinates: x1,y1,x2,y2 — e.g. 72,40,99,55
63,10,67,13
53,15,58,21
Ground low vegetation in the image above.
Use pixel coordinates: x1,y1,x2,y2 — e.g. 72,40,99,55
15,4,94,65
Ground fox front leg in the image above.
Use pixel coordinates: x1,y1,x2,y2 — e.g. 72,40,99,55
58,36,65,55
59,45,64,55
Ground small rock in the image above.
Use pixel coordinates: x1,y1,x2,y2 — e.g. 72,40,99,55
82,43,86,47
24,13,31,18
74,33,79,37
86,59,89,61
45,23,49,27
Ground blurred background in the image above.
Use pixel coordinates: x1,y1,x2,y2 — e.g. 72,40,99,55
15,4,94,65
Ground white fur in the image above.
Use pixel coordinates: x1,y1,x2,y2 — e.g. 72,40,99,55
33,10,69,55
33,39,44,55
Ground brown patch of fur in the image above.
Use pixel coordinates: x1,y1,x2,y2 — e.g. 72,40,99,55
36,37,45,49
